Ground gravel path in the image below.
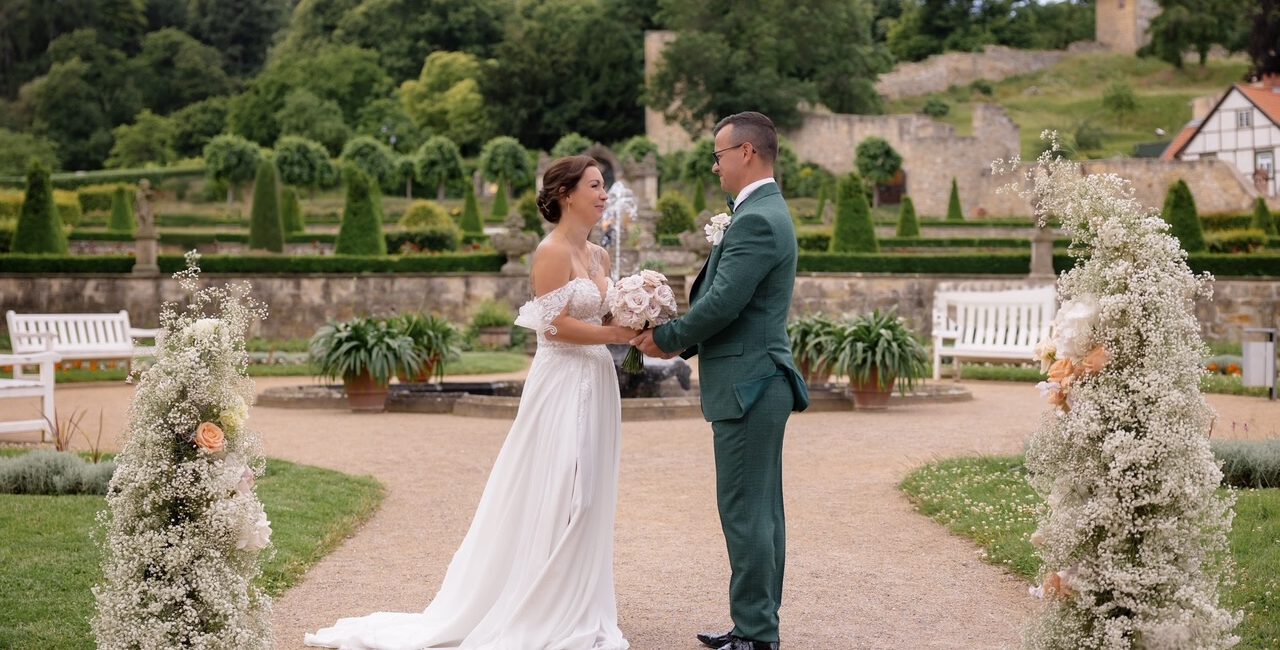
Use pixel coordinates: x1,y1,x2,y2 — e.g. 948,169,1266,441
2,372,1274,649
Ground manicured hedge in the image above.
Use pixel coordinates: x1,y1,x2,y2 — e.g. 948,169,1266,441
796,233,1064,251
798,252,1037,274
0,166,205,189
0,253,505,274
1187,253,1280,276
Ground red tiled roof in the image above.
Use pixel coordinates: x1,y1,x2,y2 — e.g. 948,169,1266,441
1161,121,1199,160
1235,83,1280,128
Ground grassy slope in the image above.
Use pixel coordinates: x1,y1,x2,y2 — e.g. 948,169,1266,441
885,53,1251,160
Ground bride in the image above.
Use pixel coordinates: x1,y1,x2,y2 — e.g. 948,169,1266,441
306,155,634,649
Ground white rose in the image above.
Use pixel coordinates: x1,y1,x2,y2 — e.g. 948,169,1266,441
617,275,644,293
654,284,676,308
221,395,249,430
237,501,272,551
623,291,649,312
234,465,255,496
185,318,221,340
705,212,732,246
1053,297,1099,360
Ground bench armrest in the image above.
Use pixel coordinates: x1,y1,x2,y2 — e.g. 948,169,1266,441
129,327,164,344
0,351,61,365
9,331,57,352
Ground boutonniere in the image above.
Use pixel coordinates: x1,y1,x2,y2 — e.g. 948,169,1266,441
704,212,732,246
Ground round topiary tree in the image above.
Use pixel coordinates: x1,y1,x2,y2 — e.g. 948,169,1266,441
204,134,262,206
460,182,483,235
830,172,877,253
280,186,304,234
856,136,903,208
896,196,920,237
1161,179,1205,253
478,136,533,195
946,178,964,222
247,159,283,253
340,136,397,194
656,194,696,236
1251,196,1276,236
273,136,330,196
11,160,67,254
108,186,134,234
619,135,658,162
399,200,455,231
335,165,387,256
551,132,592,159
415,136,463,202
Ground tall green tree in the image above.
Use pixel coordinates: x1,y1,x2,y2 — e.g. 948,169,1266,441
400,51,492,152
248,159,283,252
1248,0,1280,79
169,97,228,159
276,89,352,156
855,136,903,207
485,0,646,150
354,98,422,154
105,110,175,169
946,178,964,222
478,136,534,195
1161,179,1205,252
187,0,287,76
0,0,147,97
11,161,68,254
648,0,888,136
203,134,262,205
335,165,387,255
1146,0,1247,68
108,186,134,233
415,136,464,201
896,195,920,237
0,129,59,176
273,136,333,194
132,28,233,115
830,172,877,253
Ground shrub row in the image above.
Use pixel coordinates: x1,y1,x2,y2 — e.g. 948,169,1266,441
1211,439,1280,489
0,253,505,274
798,252,1038,274
1204,228,1268,253
0,450,116,495
19,229,491,252
0,165,205,190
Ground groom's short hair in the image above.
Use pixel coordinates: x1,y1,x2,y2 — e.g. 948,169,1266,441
714,112,777,163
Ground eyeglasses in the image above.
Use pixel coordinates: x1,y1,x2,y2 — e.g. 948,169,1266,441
712,143,747,164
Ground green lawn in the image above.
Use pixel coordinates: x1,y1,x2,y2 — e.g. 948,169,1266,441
0,456,384,649
900,456,1280,649
885,53,1250,160
954,363,1271,397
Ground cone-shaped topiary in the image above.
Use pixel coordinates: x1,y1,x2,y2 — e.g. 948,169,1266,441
461,182,483,234
896,196,920,237
814,181,828,222
490,179,509,220
1251,196,1276,236
946,178,964,222
335,165,387,256
1161,179,1205,252
281,186,304,234
693,175,706,213
11,160,67,253
108,186,134,234
830,172,877,252
247,159,284,252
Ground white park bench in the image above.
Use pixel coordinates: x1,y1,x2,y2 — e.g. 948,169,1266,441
6,310,162,370
0,350,59,441
931,286,1057,380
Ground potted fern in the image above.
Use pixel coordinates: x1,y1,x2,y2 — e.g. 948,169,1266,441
309,316,422,412
830,308,929,410
393,313,461,383
787,314,838,386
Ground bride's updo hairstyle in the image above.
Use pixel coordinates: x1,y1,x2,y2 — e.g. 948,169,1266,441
536,155,599,224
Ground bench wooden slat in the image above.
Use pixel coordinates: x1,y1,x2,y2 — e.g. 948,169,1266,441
932,287,1057,380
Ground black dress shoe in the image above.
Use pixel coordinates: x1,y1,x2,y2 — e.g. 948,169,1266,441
697,630,735,648
716,637,779,650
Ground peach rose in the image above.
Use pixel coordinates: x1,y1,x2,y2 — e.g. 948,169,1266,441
1047,358,1076,387
1080,346,1109,376
194,421,225,453
1048,388,1070,411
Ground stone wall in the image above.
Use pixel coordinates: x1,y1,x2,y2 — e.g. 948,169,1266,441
1096,0,1160,55
874,45,1081,101
3,273,1274,345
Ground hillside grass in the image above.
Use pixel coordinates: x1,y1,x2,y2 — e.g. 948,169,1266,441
885,53,1252,160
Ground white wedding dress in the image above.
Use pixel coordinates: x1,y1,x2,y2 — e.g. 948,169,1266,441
305,277,629,650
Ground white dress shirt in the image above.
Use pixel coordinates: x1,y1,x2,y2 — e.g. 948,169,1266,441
732,177,777,211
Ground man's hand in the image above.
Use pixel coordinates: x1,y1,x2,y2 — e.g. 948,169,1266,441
630,329,678,359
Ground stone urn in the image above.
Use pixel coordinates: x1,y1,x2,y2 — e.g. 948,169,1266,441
491,212,540,276
679,211,714,256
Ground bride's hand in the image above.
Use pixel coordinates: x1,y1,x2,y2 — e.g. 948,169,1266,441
608,325,635,345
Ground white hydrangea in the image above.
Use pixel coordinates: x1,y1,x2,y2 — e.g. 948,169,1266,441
93,252,274,649
994,135,1240,649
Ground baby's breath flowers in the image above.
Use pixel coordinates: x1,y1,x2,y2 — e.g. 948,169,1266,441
93,252,274,649
995,134,1240,649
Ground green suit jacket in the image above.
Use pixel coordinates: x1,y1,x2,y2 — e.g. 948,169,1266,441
654,182,810,422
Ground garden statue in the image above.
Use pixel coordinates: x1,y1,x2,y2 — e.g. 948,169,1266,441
131,179,160,276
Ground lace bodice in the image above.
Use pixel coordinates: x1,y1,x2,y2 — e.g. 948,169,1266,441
515,278,612,349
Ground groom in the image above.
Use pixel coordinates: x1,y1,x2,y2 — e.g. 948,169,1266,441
631,111,809,650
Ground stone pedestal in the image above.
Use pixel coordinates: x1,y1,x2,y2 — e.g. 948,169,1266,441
132,231,160,276
1029,224,1056,280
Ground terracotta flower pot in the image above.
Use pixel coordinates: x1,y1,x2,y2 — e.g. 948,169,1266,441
343,372,390,412
395,359,438,384
848,367,895,410
798,359,830,387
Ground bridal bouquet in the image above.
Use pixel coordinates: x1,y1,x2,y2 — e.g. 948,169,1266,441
609,269,679,373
